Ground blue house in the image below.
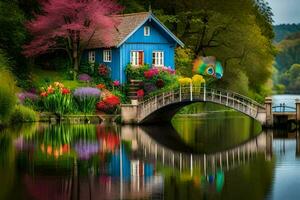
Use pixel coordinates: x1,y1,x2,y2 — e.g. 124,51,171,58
83,12,184,83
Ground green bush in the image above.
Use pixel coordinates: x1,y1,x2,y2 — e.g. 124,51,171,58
125,64,149,81
0,53,17,125
10,105,38,123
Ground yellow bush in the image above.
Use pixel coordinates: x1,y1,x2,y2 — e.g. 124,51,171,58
192,74,205,85
178,77,192,85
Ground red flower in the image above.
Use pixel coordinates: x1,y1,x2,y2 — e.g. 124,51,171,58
98,64,109,76
97,101,107,111
104,95,120,106
96,84,106,89
137,89,144,98
47,86,54,94
61,88,71,95
40,91,48,97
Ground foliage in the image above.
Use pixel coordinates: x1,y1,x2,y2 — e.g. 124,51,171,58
23,0,122,78
96,95,120,114
175,48,194,77
147,0,275,96
73,87,101,114
279,64,300,93
40,82,74,115
10,105,38,123
273,24,300,43
125,64,150,81
0,52,17,125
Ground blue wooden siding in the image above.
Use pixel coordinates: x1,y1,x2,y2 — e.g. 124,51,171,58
83,48,120,81
83,16,179,84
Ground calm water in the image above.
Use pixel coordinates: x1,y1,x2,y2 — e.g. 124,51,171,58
1,106,300,199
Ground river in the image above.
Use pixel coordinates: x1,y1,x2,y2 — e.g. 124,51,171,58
0,102,300,200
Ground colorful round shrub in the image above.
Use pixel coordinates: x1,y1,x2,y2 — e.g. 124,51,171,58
78,73,92,82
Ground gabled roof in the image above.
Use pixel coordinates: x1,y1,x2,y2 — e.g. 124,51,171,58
87,12,184,49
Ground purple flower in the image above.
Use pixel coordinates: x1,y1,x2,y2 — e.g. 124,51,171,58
144,83,157,94
73,87,101,99
78,73,92,82
17,92,38,104
74,140,99,160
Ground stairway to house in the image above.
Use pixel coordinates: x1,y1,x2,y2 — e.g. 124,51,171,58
128,79,142,100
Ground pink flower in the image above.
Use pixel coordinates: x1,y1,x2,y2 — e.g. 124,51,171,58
113,80,120,87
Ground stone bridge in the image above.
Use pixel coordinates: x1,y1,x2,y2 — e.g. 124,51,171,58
121,85,273,126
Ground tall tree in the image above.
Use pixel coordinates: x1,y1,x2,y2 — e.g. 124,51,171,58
23,0,122,78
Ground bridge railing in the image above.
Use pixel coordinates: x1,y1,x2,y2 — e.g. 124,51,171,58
137,85,265,121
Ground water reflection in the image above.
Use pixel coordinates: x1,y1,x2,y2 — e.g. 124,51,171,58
2,120,300,199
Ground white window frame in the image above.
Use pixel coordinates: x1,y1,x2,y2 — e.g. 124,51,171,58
152,51,164,67
130,50,144,67
103,49,112,62
88,51,96,63
144,26,150,36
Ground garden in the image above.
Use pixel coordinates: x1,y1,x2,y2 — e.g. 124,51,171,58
0,55,206,127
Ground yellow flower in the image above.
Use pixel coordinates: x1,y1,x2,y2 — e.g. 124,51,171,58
54,82,60,87
178,77,192,85
192,74,205,85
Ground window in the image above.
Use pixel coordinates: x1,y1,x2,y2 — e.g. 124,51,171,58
144,26,150,36
88,51,95,63
103,50,112,62
131,51,144,66
152,51,164,67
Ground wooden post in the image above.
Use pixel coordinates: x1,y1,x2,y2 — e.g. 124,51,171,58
190,83,193,101
226,93,229,106
296,99,300,126
179,85,182,101
190,154,193,177
204,83,206,101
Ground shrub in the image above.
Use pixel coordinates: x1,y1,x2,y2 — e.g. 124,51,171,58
40,82,74,115
192,74,205,85
78,73,92,82
10,105,38,123
96,95,120,114
73,87,101,114
125,64,150,81
0,56,16,124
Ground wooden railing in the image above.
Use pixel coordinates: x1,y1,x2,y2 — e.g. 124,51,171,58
137,85,265,122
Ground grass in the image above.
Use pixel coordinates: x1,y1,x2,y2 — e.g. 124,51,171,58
31,68,88,90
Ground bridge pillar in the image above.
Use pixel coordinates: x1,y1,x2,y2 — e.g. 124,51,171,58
265,97,273,127
121,100,139,124
296,99,300,125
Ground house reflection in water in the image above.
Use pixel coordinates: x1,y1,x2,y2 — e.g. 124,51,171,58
14,124,162,200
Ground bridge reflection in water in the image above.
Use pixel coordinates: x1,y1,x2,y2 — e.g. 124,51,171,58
9,124,300,200
127,126,273,177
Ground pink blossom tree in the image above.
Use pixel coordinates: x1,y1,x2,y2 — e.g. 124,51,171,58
23,0,122,79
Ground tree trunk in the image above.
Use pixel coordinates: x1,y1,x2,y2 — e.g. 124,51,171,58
73,43,79,80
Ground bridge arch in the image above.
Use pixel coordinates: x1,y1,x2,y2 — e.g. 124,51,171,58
121,86,267,125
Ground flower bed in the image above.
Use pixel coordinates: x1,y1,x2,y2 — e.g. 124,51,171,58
125,64,179,98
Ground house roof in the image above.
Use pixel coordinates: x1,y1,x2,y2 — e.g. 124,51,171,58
87,12,184,49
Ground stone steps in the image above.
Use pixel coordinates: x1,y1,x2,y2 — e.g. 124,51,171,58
128,79,143,100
